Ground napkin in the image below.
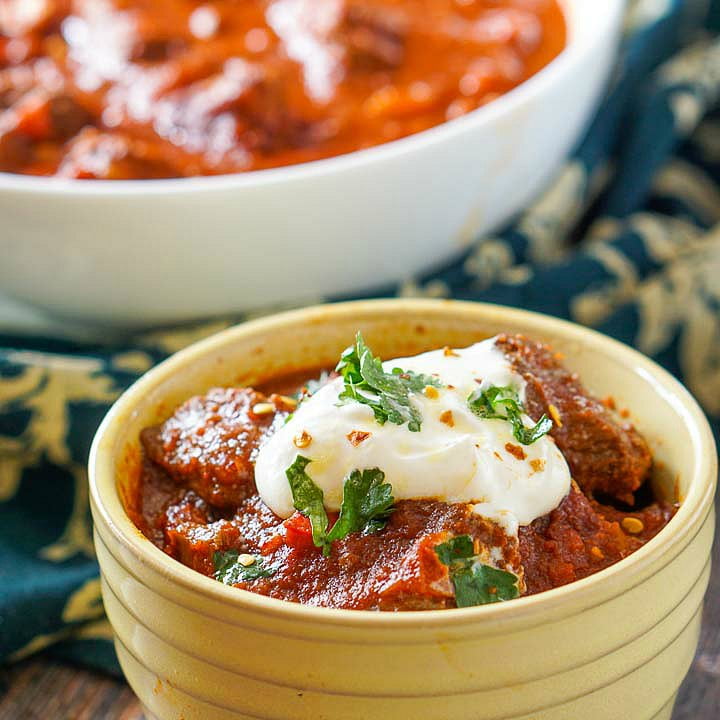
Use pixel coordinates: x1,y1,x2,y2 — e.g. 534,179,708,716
1,0,719,676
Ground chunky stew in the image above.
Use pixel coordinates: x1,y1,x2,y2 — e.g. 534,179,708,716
127,334,676,611
0,0,566,178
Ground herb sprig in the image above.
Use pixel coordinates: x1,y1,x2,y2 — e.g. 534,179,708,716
435,535,520,607
285,455,328,551
213,550,277,585
336,333,441,432
327,467,394,541
286,455,394,556
467,385,552,445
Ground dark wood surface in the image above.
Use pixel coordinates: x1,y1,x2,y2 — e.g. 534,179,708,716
1,503,717,720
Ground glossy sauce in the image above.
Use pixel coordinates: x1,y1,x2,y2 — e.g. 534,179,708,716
0,0,566,178
129,335,677,611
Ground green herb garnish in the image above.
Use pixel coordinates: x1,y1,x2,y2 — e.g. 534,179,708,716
435,535,520,608
467,385,552,445
213,550,276,585
326,468,394,541
286,455,329,552
286,455,394,555
335,332,441,432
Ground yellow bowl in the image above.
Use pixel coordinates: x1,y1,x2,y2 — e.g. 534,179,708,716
89,300,716,720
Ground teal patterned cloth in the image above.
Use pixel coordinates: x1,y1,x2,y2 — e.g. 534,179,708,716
2,0,720,677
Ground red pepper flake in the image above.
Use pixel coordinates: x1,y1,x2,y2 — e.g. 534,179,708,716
347,430,371,446
602,396,617,411
529,458,545,473
293,430,312,448
548,404,562,428
620,408,630,419
505,442,526,461
439,410,455,427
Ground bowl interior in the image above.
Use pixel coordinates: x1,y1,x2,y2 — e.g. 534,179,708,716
114,302,694,504
92,300,715,621
0,0,622,196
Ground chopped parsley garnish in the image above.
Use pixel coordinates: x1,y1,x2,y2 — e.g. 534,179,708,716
467,385,552,445
435,535,520,608
327,468,394,541
285,455,329,552
213,550,276,585
285,455,394,556
335,332,441,432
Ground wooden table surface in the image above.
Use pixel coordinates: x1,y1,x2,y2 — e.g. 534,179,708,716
1,505,718,720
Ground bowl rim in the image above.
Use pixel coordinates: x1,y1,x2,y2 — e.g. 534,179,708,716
89,299,717,631
0,0,624,197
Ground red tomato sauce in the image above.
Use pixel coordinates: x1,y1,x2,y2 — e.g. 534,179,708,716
127,335,677,611
0,0,566,178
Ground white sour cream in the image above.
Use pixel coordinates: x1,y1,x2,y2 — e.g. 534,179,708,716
254,338,571,535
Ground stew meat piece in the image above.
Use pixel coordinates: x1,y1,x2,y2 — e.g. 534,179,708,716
0,0,566,178
134,340,673,610
141,388,293,508
496,334,652,504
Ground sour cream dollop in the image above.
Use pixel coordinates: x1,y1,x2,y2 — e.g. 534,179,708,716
254,338,571,535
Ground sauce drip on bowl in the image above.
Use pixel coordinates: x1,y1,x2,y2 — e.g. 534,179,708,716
0,0,566,178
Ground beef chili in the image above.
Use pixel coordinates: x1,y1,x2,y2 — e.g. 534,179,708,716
128,333,677,610
0,0,566,179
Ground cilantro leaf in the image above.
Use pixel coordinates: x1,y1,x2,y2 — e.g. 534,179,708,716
286,456,394,555
435,534,520,608
434,534,474,565
467,385,552,445
450,564,520,606
213,550,276,585
326,468,394,543
286,455,330,552
336,332,441,432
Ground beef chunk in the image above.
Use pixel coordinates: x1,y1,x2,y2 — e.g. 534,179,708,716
127,459,185,547
267,0,405,101
241,500,521,610
141,388,292,509
519,485,640,594
496,334,652,504
152,57,313,164
161,492,243,575
48,94,91,138
341,3,406,69
56,128,181,179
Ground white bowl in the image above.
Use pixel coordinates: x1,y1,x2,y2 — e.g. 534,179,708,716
0,0,623,327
